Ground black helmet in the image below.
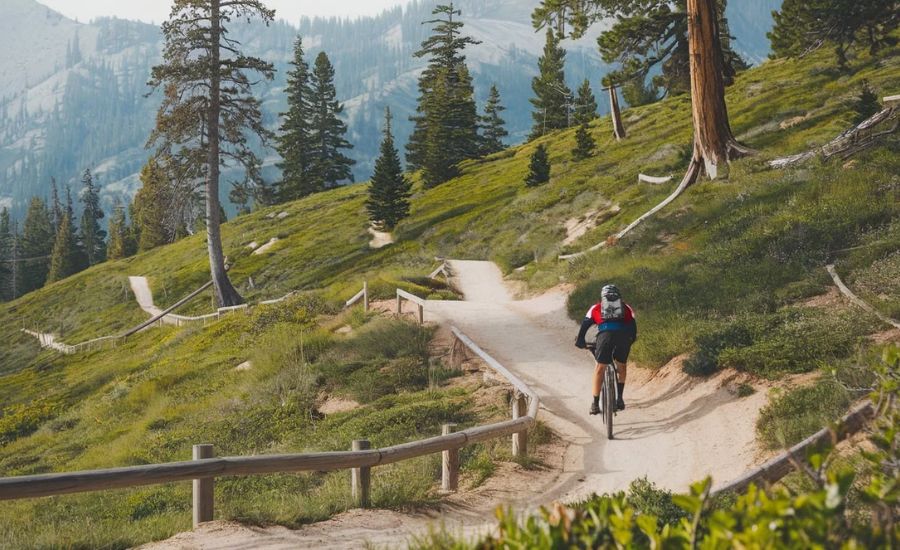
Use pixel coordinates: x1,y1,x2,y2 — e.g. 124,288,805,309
601,284,621,301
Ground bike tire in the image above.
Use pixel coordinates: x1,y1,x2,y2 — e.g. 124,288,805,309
604,369,614,439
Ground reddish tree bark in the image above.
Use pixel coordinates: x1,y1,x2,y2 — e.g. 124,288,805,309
684,0,752,182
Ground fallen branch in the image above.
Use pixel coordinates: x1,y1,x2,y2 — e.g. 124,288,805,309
827,265,900,330
769,105,898,169
638,173,673,184
560,160,701,260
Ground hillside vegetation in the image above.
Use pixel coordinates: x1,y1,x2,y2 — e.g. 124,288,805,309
0,41,897,548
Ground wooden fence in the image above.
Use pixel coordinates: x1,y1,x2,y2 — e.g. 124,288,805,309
0,324,539,529
712,402,875,495
345,282,369,311
397,289,426,324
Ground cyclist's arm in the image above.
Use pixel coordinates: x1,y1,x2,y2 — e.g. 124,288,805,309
575,310,595,348
627,305,637,342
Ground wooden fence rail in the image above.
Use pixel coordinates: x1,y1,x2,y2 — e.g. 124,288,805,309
397,289,425,324
0,323,539,530
712,402,875,495
344,282,369,311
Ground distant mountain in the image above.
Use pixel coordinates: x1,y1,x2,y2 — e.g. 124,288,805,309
0,0,780,220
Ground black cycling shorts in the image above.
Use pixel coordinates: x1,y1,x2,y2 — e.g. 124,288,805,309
593,330,632,364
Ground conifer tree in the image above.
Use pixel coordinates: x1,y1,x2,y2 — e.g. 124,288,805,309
406,3,482,185
48,210,78,283
525,144,551,187
573,122,596,160
148,0,276,307
106,202,130,260
78,169,106,266
621,76,660,107
20,197,53,294
275,36,315,202
769,0,898,68
0,209,11,300
366,108,412,231
308,52,355,191
574,79,598,125
49,177,63,233
530,29,571,140
479,84,509,156
133,159,171,252
853,80,881,123
534,0,746,95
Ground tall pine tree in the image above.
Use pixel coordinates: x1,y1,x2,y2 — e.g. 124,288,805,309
574,79,598,125
133,159,171,252
148,0,276,307
573,122,596,160
275,36,315,202
78,169,106,266
366,108,412,231
20,197,53,294
308,52,355,191
479,84,509,156
530,29,571,140
406,3,481,186
107,201,131,260
0,209,11,301
47,209,79,283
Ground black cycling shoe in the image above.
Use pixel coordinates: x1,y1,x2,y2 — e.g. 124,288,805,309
589,402,601,415
616,399,626,411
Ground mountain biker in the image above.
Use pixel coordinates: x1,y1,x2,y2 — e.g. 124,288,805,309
574,284,637,415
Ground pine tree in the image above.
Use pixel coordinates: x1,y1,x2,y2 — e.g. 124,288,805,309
769,0,898,68
530,29,571,140
0,209,11,301
621,75,661,107
406,3,482,185
853,80,881,123
106,202,130,260
525,144,551,187
49,177,63,233
366,108,412,231
132,159,171,252
275,36,316,202
20,197,54,294
479,84,509,156
47,210,78,283
573,122,596,160
535,0,746,95
308,52,355,191
148,0,276,307
78,169,106,266
574,79,598,125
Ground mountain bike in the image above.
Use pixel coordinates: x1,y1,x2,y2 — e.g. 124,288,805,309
586,343,618,440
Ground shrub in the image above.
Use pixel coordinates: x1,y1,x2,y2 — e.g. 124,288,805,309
756,376,851,450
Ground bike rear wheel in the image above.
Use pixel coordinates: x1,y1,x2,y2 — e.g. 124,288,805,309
604,368,615,439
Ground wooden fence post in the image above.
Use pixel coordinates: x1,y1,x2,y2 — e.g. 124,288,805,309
351,440,371,508
396,291,402,315
511,395,528,458
442,424,459,492
363,281,369,312
417,303,424,325
192,444,215,527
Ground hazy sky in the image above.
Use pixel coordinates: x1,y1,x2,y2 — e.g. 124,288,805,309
39,0,408,25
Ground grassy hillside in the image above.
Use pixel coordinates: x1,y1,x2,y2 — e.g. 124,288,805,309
0,39,897,548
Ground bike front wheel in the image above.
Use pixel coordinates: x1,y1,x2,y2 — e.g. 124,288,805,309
604,368,615,439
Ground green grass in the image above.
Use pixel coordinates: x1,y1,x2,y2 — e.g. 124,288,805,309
0,38,897,549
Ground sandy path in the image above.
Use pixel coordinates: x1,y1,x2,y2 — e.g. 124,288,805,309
426,260,767,500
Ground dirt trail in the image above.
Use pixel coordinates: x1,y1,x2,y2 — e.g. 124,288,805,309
426,260,767,501
143,260,769,548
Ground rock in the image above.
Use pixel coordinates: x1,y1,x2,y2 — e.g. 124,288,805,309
235,361,252,371
252,238,279,255
277,211,290,219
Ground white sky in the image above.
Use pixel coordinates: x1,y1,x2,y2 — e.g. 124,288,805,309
38,0,408,25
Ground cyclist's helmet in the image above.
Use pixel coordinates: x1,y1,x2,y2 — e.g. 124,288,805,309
601,284,621,301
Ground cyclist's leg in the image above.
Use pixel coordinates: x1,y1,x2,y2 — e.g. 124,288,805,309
591,332,615,414
612,332,632,410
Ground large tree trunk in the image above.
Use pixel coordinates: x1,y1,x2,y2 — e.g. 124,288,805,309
684,0,752,182
608,85,626,140
206,0,243,307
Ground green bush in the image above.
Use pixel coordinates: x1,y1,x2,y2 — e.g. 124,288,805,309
756,377,851,450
